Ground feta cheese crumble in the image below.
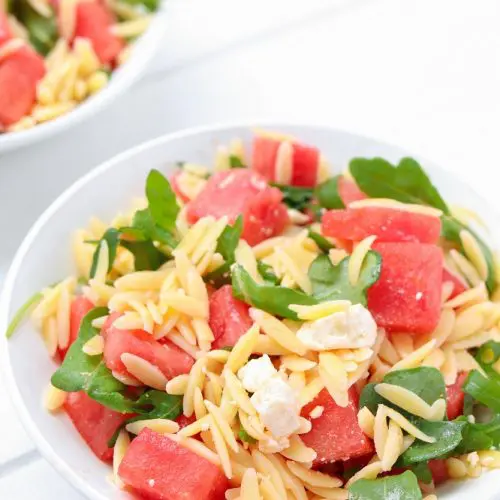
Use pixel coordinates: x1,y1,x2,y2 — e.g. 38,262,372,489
296,303,377,351
250,376,301,438
237,354,277,393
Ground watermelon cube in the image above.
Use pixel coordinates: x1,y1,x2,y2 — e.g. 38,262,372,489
64,391,130,461
429,459,449,485
119,428,228,500
186,170,289,246
322,207,441,244
338,177,367,206
0,47,45,127
102,314,194,381
367,242,443,334
59,296,94,360
0,12,12,46
252,135,320,187
209,285,253,349
443,267,468,300
74,2,124,65
300,388,374,466
446,371,468,420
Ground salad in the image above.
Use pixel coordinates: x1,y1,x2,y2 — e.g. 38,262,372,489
0,0,158,133
7,130,500,500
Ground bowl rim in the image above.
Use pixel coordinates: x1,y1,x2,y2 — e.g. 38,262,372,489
1,120,498,499
0,2,168,155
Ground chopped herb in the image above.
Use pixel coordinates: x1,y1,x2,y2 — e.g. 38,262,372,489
257,261,280,285
315,175,345,209
307,229,334,252
308,252,381,306
271,183,314,211
229,155,246,168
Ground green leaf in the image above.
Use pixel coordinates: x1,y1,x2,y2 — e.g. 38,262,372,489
307,230,334,253
145,169,180,233
441,215,495,294
120,240,168,271
349,157,449,214
205,217,243,285
51,307,135,413
13,1,58,55
476,341,500,382
89,228,121,279
409,462,432,484
360,367,447,415
130,208,178,248
315,175,345,209
397,420,466,465
257,261,280,285
5,290,43,339
455,414,500,454
271,183,314,211
238,428,257,444
120,0,160,11
308,252,381,306
232,265,317,320
229,155,246,168
348,470,422,500
463,370,500,412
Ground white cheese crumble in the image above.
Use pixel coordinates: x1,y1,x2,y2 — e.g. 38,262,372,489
250,376,301,438
237,354,277,393
148,479,155,487
258,436,290,454
296,303,377,351
309,405,324,419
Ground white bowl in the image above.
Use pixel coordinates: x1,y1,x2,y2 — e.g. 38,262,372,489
1,123,499,499
0,3,168,155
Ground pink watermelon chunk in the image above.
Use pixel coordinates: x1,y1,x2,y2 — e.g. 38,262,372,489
186,169,289,246
59,296,95,360
367,242,443,334
252,135,320,187
0,12,12,46
64,391,130,462
119,428,228,500
301,388,374,466
74,2,124,65
338,177,367,205
102,313,194,382
322,207,441,244
443,267,468,299
0,47,45,127
209,285,253,349
446,371,468,420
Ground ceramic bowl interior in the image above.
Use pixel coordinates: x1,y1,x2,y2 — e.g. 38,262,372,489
1,123,499,499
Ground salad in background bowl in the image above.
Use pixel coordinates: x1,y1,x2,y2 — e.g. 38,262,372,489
2,123,500,500
0,0,165,153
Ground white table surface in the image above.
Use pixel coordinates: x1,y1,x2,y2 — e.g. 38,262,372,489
0,0,499,497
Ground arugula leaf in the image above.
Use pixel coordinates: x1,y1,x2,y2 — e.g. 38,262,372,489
441,215,495,294
360,367,447,415
5,290,43,339
205,217,243,285
229,155,246,168
238,428,257,444
232,265,317,320
120,0,160,11
476,341,500,383
109,391,183,446
257,261,280,285
409,462,432,484
307,229,334,253
89,228,121,279
308,252,381,306
51,307,135,413
398,420,466,465
145,169,180,233
13,1,58,55
271,183,314,211
455,414,500,454
315,175,345,209
130,208,178,248
349,157,449,214
464,370,500,412
348,470,422,500
120,240,168,271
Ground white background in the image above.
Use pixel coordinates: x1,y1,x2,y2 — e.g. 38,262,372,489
0,0,499,497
